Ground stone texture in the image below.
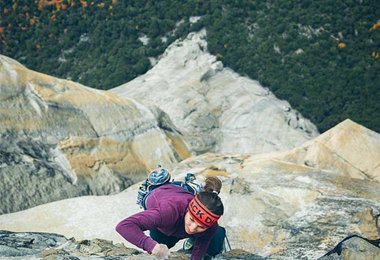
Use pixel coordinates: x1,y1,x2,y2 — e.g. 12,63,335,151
275,119,380,181
339,237,380,260
1,119,378,259
0,230,258,259
110,30,319,155
0,55,190,214
0,230,141,259
319,235,380,260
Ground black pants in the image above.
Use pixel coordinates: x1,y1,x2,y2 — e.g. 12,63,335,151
150,226,226,256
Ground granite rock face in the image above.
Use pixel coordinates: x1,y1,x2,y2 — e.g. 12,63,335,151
1,120,378,259
0,231,378,259
0,30,319,215
110,30,319,154
319,235,380,260
0,55,190,214
0,230,259,259
170,120,380,258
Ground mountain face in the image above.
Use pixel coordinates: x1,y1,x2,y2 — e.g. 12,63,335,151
1,27,378,259
0,30,319,215
1,119,378,258
2,2,378,134
110,30,319,155
0,55,190,214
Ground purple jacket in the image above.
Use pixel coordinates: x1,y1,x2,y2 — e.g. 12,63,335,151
116,184,218,260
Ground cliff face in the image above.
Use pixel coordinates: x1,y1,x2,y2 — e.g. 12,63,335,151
110,30,319,155
0,30,320,215
1,120,378,258
0,55,190,214
1,28,379,259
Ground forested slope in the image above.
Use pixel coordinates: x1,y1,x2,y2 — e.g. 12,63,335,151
1,0,378,132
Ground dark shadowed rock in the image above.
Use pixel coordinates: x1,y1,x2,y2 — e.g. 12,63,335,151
0,132,134,215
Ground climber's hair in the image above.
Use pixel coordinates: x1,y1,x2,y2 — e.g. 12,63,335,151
197,176,224,216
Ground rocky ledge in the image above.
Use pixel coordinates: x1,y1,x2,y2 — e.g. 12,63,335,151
0,230,261,259
1,230,379,259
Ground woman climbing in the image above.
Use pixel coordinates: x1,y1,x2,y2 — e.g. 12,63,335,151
116,170,225,260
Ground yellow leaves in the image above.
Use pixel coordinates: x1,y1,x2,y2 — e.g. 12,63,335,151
49,13,57,21
36,0,68,11
372,52,380,59
35,0,110,11
12,2,18,10
0,27,4,33
29,17,38,26
369,19,380,31
80,0,88,8
224,43,228,49
37,2,44,11
338,42,346,49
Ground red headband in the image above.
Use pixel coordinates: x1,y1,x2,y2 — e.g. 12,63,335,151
188,195,220,228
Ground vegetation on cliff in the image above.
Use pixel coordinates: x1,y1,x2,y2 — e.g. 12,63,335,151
0,0,379,132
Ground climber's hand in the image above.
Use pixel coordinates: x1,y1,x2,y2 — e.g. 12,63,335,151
152,243,170,259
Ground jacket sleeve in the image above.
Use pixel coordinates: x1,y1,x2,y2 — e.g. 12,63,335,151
191,224,218,260
115,207,162,254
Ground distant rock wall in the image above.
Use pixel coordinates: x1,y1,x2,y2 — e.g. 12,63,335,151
111,30,319,155
0,55,190,214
